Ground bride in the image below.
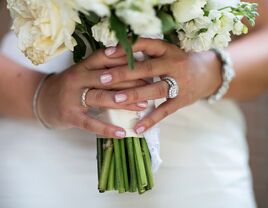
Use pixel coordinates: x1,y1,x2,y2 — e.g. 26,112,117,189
0,1,267,207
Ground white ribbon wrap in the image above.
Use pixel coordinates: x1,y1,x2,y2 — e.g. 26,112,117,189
97,100,162,172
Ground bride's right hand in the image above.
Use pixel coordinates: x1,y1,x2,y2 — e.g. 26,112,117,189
37,49,148,138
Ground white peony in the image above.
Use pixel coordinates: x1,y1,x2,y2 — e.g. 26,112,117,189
171,0,206,23
206,0,240,10
91,18,118,47
7,0,81,65
116,0,162,36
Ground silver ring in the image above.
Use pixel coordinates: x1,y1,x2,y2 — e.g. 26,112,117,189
162,76,179,99
81,88,90,108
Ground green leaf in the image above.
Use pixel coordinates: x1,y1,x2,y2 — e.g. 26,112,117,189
158,11,176,33
84,12,101,25
73,32,87,63
110,12,135,69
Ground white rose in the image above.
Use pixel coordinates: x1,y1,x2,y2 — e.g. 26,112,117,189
154,0,176,4
171,0,206,23
206,0,240,10
76,0,119,17
92,19,118,47
7,0,81,65
116,0,162,36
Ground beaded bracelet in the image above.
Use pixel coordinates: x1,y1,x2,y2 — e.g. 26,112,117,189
208,48,236,104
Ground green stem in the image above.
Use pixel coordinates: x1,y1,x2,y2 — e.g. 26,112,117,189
113,139,125,193
107,154,115,191
140,138,154,190
97,138,103,181
98,139,113,193
133,137,147,194
126,137,137,192
120,139,129,192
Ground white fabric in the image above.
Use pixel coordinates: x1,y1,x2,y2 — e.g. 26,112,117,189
0,32,256,208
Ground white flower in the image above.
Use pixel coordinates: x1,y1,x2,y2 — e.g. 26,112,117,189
116,0,162,36
171,0,206,23
213,32,231,48
233,20,244,35
177,16,217,52
220,11,236,33
92,18,118,47
206,0,240,10
155,0,176,4
76,0,119,17
7,0,81,65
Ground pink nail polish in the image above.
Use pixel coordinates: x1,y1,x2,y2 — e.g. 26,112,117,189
115,130,126,138
136,126,145,134
115,94,127,103
137,102,148,108
100,74,112,84
105,47,116,56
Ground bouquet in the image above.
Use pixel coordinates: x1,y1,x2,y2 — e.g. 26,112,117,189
7,0,258,194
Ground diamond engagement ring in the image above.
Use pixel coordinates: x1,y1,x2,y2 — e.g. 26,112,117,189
81,88,90,108
162,76,179,99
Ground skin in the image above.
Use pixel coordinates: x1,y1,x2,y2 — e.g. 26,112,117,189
0,0,268,137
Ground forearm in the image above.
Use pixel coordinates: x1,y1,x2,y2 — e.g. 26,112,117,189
226,28,268,100
0,54,44,119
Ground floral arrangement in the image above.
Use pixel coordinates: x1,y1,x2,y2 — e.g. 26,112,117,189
7,0,258,194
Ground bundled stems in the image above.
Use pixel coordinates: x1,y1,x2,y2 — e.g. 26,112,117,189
97,137,154,194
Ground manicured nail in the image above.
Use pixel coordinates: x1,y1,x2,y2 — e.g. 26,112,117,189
137,102,148,108
115,94,127,103
115,130,126,138
100,74,112,84
136,126,145,134
105,47,116,56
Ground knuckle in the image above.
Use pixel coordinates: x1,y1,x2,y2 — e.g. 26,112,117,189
81,118,93,130
102,127,112,137
157,84,167,97
116,70,127,81
130,89,140,101
95,90,106,102
145,116,156,128
143,61,153,75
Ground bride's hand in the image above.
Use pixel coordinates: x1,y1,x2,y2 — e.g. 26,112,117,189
102,38,222,134
38,49,148,138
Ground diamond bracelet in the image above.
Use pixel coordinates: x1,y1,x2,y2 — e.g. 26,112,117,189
208,48,236,104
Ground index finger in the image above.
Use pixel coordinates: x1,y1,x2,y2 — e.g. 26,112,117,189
105,38,168,59
81,48,128,71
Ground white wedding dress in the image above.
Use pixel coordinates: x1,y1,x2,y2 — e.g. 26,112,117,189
0,33,256,208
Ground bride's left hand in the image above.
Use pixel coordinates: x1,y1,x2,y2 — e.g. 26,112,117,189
101,38,222,134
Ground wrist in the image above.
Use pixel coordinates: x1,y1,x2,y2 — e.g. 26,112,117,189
192,51,222,99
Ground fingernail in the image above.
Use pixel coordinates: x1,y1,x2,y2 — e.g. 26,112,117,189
115,94,127,103
100,74,112,84
136,126,145,134
115,130,126,138
105,47,116,56
137,102,148,108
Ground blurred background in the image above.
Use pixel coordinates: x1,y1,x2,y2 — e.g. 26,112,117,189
0,1,267,207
